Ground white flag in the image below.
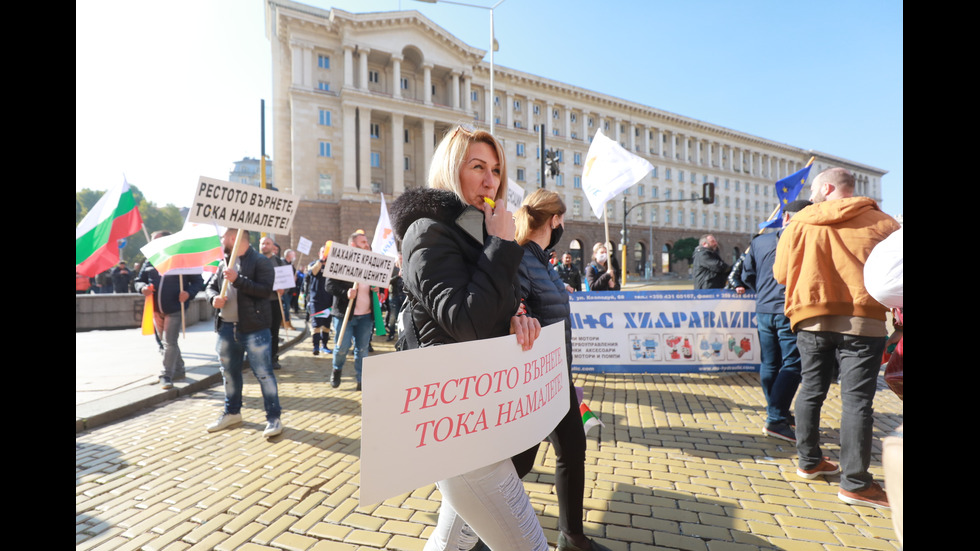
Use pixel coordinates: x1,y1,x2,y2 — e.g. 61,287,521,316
581,128,653,219
371,193,398,259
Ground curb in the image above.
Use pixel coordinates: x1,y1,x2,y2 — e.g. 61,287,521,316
75,324,309,434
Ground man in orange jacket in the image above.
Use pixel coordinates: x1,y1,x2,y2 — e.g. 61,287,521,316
774,167,900,510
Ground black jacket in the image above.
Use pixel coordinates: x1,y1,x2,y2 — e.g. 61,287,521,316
134,262,204,316
518,241,573,367
554,262,582,292
390,187,524,347
692,246,730,289
205,246,274,334
585,261,619,291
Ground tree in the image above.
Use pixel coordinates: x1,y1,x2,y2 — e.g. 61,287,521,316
671,237,699,265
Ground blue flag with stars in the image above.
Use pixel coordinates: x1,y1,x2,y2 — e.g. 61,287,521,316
758,165,812,229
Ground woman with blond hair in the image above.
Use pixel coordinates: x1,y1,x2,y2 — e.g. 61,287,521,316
390,124,546,551
586,242,619,291
511,188,611,551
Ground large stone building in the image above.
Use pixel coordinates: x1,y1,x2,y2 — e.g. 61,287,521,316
264,0,886,275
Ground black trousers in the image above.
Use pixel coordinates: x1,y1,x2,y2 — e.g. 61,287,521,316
511,369,587,535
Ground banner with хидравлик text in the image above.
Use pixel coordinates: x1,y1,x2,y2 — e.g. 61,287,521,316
570,289,761,374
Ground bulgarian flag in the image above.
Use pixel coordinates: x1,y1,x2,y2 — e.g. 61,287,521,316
75,178,144,277
575,386,605,436
139,224,223,275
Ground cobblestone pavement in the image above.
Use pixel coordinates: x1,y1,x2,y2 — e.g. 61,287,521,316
76,330,902,551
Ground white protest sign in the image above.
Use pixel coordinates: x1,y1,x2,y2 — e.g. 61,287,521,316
360,323,568,505
324,242,394,288
296,236,313,256
506,178,525,213
272,265,294,291
188,176,299,234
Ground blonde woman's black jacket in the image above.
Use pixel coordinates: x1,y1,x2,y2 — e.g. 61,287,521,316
390,187,524,348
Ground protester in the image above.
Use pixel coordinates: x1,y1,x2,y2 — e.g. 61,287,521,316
95,269,111,293
204,228,283,439
732,200,811,443
260,237,287,370
111,261,133,293
774,167,900,509
76,271,92,294
514,189,611,551
325,232,380,391
306,246,333,356
555,252,582,292
691,235,730,289
585,242,619,291
281,248,297,330
390,124,547,551
385,255,405,342
134,231,204,389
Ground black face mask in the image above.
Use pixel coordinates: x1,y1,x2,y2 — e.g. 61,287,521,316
547,224,564,251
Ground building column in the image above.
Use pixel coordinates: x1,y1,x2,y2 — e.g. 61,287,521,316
358,48,370,91
505,92,514,129
526,96,535,131
422,118,435,184
343,104,358,195
392,55,402,99
391,113,405,195
681,133,689,163
343,45,354,89
358,107,372,192
290,40,312,88
423,64,432,105
462,73,472,116
652,128,662,157
451,71,460,110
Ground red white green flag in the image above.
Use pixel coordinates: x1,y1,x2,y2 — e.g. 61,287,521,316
580,401,604,436
140,224,223,275
75,178,144,277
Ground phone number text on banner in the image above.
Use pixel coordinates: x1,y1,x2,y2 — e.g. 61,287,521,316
570,289,760,374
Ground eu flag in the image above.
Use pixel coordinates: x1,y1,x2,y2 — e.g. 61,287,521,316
758,165,812,229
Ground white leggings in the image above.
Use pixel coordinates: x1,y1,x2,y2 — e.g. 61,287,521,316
424,459,548,551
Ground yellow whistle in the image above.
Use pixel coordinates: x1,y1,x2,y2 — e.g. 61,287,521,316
483,197,496,209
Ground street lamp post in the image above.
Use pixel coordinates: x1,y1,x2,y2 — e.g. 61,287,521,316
415,0,506,135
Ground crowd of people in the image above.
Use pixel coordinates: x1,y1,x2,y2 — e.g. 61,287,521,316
83,123,900,548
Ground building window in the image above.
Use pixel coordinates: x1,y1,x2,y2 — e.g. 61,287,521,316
637,184,644,197
573,197,582,217
370,124,380,139
318,55,330,69
690,211,696,226
318,109,332,126
570,113,577,123
665,168,672,181
319,173,332,195
533,104,541,115
517,168,526,181
318,81,330,91
665,188,672,200
370,152,381,168
514,121,522,129
369,70,380,83
679,170,685,183
651,166,658,178
401,77,409,90
588,117,594,127
471,91,479,102
516,143,525,157
319,141,331,157
553,108,560,119
651,186,658,198
404,156,411,171
573,152,581,165
556,174,564,187
404,129,410,143
574,176,581,189
514,99,521,111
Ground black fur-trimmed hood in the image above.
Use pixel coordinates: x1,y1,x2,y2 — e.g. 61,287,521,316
390,187,466,243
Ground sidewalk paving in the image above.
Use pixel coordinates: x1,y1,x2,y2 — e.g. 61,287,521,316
77,293,902,551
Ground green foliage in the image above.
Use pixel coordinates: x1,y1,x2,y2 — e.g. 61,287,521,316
671,237,699,264
75,185,186,266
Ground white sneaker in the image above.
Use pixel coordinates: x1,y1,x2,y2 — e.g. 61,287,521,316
263,418,283,438
206,412,242,432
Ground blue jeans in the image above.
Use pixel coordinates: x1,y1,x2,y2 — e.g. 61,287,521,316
332,313,374,383
215,323,281,421
756,312,802,425
795,330,885,492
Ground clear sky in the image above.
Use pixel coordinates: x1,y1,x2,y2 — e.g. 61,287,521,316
77,0,903,217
